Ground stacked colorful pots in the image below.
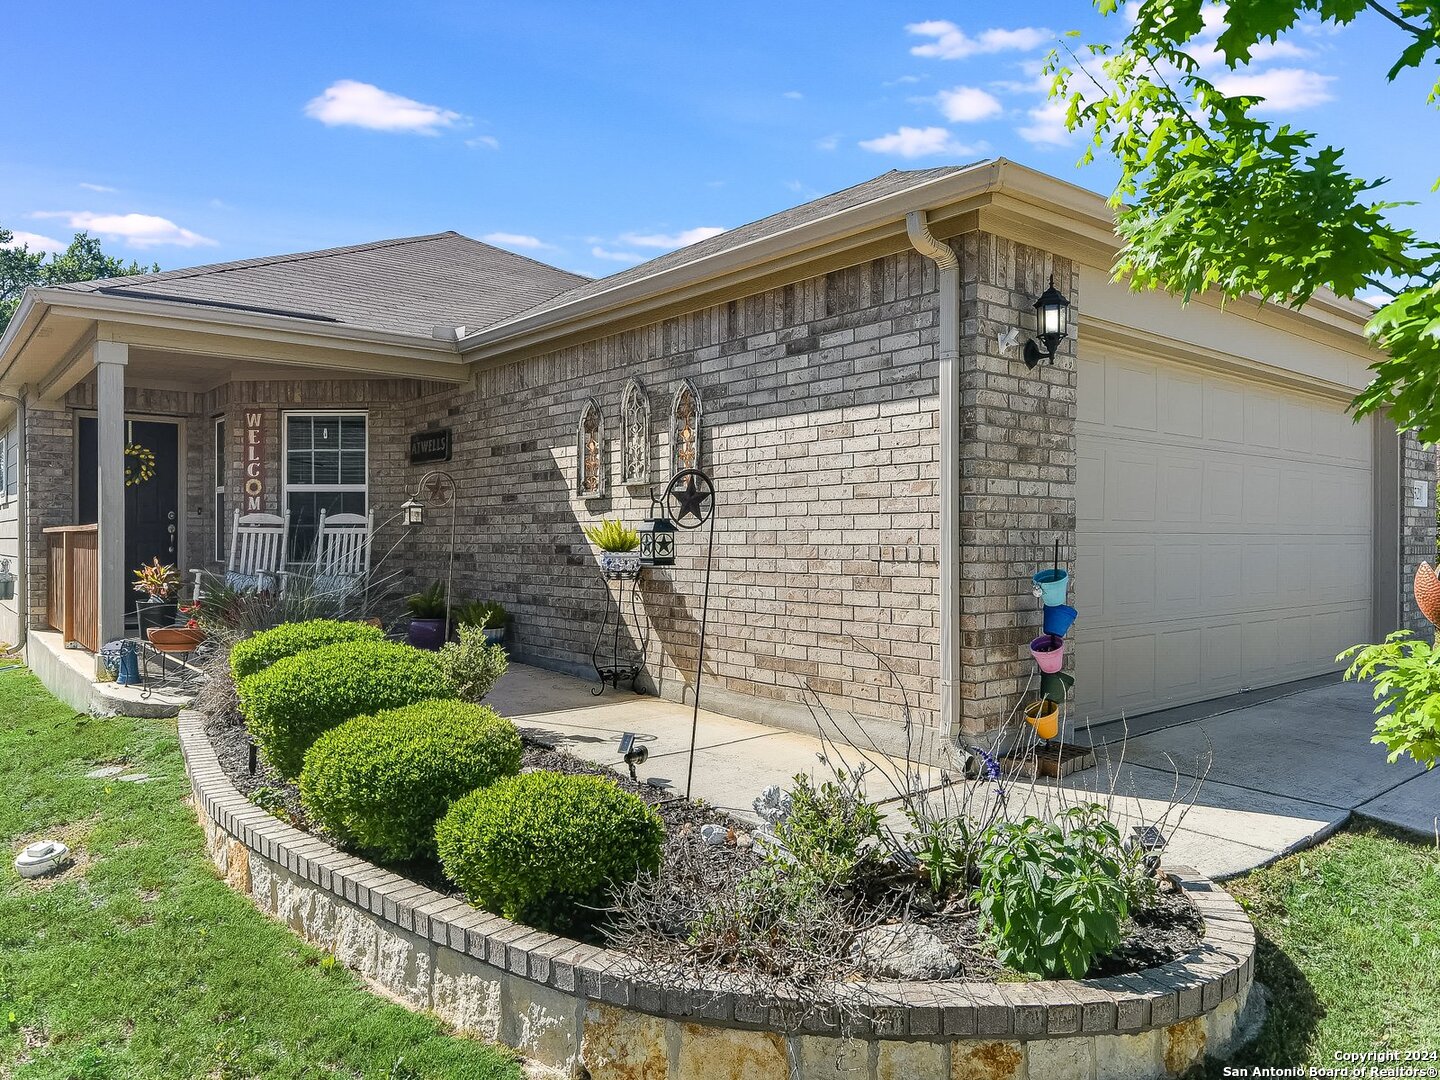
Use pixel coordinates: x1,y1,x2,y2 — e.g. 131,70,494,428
1026,564,1076,740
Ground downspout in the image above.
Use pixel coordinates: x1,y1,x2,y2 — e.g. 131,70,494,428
0,389,25,654
905,211,963,746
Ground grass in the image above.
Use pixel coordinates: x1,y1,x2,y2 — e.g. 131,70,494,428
0,668,519,1080
1204,824,1440,1073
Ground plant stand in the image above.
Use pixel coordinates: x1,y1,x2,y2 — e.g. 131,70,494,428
591,568,649,695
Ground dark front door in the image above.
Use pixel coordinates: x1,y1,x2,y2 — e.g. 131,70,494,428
78,417,182,624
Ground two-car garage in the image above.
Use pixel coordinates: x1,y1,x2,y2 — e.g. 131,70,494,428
1072,301,1379,723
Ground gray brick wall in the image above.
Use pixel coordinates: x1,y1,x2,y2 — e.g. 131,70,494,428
1401,433,1436,635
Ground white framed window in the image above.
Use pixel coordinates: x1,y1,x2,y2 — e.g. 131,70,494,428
282,411,368,561
213,417,227,562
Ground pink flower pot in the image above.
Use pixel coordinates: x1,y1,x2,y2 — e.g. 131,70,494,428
1030,634,1065,674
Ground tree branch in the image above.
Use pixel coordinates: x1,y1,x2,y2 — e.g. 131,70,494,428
1366,0,1427,38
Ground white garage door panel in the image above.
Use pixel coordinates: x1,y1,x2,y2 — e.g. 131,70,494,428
1074,350,1372,722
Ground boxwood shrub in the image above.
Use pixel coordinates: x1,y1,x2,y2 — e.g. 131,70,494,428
436,771,664,932
229,619,384,682
238,640,453,778
299,701,521,861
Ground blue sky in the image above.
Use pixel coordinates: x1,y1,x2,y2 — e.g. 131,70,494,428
4,2,1437,292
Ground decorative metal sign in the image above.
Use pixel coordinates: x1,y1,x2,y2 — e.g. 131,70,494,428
410,427,452,465
243,410,266,513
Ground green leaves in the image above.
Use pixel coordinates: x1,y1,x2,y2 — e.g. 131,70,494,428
1055,1,1440,435
0,226,158,334
1340,631,1440,767
974,804,1130,979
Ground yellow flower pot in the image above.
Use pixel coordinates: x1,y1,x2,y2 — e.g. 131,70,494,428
1024,697,1060,741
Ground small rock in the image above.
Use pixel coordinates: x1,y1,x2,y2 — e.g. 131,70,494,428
699,824,728,846
734,832,753,850
849,923,959,981
86,766,126,779
752,785,792,826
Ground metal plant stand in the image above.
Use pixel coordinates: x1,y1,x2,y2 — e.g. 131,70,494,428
591,568,649,694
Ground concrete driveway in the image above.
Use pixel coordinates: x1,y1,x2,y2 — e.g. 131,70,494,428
489,664,1438,880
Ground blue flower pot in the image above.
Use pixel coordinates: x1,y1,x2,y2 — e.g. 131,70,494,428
1032,568,1069,606
1043,604,1077,638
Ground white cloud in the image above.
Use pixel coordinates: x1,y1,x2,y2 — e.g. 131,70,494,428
1,230,67,254
884,74,926,86
78,182,117,193
815,133,840,151
936,85,1004,122
591,246,644,263
619,227,726,249
32,210,215,248
783,90,804,100
906,21,1052,60
304,79,464,134
858,125,979,158
482,231,551,250
1359,293,1391,308
1017,100,1073,146
1212,67,1335,110
1248,39,1312,62
466,135,500,150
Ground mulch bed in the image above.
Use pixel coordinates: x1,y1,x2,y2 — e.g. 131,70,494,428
203,703,1201,980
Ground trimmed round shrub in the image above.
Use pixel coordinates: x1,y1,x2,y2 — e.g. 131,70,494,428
229,619,384,682
299,701,522,861
436,771,665,932
238,640,453,779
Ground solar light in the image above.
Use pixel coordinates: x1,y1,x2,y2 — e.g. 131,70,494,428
401,497,424,527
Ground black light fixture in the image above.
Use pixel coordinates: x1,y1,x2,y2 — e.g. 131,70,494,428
1023,275,1071,370
637,492,677,567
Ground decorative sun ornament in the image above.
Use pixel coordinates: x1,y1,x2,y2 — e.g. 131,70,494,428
124,442,157,487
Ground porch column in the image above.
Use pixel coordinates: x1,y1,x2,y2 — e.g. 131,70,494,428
95,340,128,644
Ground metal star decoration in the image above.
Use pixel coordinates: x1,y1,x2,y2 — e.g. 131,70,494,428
426,475,453,504
666,469,713,528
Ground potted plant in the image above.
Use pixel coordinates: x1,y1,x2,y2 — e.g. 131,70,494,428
582,519,641,574
147,601,206,652
405,581,450,650
456,599,509,644
132,557,180,633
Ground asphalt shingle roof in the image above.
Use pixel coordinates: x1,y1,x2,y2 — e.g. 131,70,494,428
497,165,979,326
56,231,589,338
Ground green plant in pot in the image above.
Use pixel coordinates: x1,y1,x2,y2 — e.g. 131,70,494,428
132,557,180,633
405,581,450,650
582,519,641,574
456,599,509,644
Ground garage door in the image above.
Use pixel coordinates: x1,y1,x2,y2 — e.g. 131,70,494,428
1074,348,1373,722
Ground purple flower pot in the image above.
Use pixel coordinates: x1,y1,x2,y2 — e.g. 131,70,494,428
1030,634,1065,674
407,618,448,650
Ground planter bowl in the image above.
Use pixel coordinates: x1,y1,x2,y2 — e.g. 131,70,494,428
1030,633,1065,674
1032,568,1070,606
407,618,449,650
482,626,506,645
599,552,642,574
147,626,206,653
1024,698,1060,740
1042,604,1078,638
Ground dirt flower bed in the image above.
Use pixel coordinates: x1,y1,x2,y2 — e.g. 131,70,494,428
204,700,1200,980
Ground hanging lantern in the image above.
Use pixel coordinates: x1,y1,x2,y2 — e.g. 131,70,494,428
638,495,676,567
401,497,424,526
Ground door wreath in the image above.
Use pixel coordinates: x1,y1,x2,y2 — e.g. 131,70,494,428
124,442,156,487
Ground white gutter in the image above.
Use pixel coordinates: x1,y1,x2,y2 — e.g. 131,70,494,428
905,210,963,745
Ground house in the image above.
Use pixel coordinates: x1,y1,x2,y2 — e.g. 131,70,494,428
0,158,1429,742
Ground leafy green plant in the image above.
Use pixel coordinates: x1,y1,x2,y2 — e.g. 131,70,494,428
974,804,1129,979
300,700,521,861
437,625,509,704
237,640,454,778
772,770,883,888
581,519,639,553
454,600,508,630
229,618,383,682
132,557,180,601
909,813,978,899
404,581,450,620
436,771,664,932
1340,631,1440,769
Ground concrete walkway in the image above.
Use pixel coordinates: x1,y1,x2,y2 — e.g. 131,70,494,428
487,664,1439,881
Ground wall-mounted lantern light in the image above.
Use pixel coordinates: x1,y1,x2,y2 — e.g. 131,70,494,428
1023,275,1071,370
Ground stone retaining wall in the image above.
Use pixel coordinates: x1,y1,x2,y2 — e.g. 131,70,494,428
179,711,1257,1079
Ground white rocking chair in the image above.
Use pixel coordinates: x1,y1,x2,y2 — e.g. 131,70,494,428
306,509,372,600
192,510,290,599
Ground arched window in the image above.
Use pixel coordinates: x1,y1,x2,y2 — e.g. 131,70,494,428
670,380,702,476
620,379,651,487
577,398,605,497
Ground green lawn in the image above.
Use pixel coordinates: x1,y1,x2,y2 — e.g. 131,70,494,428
1205,824,1440,1073
0,668,519,1080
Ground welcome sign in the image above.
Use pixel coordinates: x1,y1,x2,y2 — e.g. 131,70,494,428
243,411,266,512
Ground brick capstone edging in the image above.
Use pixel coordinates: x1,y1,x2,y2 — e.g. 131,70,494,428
179,710,1257,1079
